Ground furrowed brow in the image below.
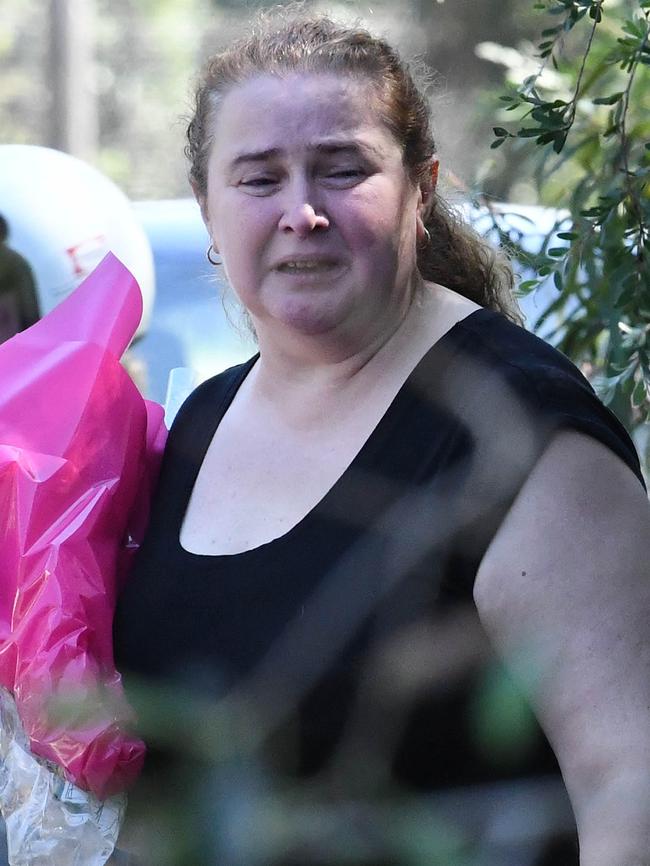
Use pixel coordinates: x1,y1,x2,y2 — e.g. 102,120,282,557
229,140,382,169
229,147,282,169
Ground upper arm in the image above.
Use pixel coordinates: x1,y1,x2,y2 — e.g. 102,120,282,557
473,430,650,818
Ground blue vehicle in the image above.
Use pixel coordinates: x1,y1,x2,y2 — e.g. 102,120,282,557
128,198,256,408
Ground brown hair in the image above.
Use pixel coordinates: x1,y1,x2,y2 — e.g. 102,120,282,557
186,4,521,323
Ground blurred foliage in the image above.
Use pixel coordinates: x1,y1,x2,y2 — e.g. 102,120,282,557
469,661,541,767
475,0,650,444
115,654,572,866
0,2,49,145
0,0,542,199
93,0,220,198
0,0,245,197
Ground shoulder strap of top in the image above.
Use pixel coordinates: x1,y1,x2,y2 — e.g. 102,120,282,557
453,310,645,491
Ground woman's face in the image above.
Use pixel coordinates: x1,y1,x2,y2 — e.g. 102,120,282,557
198,72,427,343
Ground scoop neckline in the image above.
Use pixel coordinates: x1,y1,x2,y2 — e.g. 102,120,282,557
176,306,496,561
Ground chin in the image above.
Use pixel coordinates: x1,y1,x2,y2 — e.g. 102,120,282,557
270,295,350,336
280,311,340,337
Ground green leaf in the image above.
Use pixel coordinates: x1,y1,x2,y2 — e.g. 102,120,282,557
557,231,579,240
632,377,647,408
617,284,640,308
553,132,568,153
622,18,645,39
548,247,567,257
592,92,624,105
490,138,506,149
554,270,564,291
594,373,627,404
588,3,603,21
531,106,556,124
493,127,509,137
613,100,625,124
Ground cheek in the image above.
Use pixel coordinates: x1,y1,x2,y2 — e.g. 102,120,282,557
346,214,403,270
343,184,409,255
215,199,269,263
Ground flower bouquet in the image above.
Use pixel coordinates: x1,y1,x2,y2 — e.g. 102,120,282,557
0,254,166,864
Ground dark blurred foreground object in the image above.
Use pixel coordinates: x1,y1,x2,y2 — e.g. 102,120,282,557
0,214,39,342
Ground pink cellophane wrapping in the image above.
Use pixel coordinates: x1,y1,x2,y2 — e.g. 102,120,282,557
0,253,166,800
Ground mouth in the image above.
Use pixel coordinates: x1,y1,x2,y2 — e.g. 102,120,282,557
275,260,343,282
274,257,343,275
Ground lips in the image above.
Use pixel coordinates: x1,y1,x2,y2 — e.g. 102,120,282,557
277,263,339,274
274,255,342,273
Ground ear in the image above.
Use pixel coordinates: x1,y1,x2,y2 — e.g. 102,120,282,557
418,159,439,211
416,159,439,240
430,159,439,192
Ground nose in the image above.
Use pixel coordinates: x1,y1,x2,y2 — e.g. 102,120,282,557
277,181,330,236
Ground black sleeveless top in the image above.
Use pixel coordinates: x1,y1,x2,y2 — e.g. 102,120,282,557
114,309,644,850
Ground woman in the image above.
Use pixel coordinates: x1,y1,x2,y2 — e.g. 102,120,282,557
115,8,650,865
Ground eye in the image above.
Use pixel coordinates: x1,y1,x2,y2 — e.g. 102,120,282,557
242,177,273,186
326,169,365,181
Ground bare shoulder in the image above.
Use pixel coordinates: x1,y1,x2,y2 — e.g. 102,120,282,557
472,430,650,861
428,281,482,317
420,281,482,344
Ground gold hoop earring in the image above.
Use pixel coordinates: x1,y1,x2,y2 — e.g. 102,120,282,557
418,227,431,248
206,244,221,266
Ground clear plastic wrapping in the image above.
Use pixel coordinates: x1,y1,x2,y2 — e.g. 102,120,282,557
0,688,125,865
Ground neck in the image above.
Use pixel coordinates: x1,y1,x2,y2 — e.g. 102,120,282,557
250,276,429,397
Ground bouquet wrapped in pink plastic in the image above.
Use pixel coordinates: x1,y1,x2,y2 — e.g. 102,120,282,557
0,253,166,862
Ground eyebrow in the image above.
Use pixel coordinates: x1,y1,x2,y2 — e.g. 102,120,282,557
228,140,382,169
